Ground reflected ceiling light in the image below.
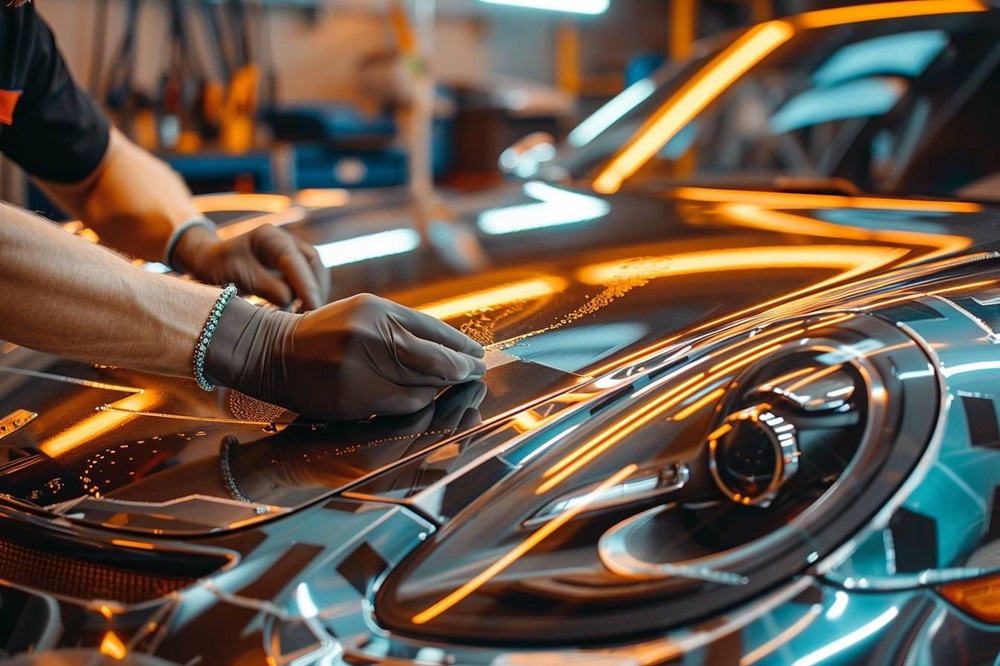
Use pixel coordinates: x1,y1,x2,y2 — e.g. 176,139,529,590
593,21,794,194
315,228,421,267
194,193,292,214
216,207,306,241
478,0,609,15
568,78,657,148
478,181,610,235
295,188,350,209
418,277,568,320
942,360,1000,377
791,606,899,666
826,590,850,620
577,245,904,285
673,187,982,213
795,0,985,29
295,582,320,619
40,392,159,459
718,204,972,258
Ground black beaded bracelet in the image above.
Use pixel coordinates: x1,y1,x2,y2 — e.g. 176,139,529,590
164,216,218,270
194,284,238,391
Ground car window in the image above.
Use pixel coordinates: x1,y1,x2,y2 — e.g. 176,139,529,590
555,12,1000,199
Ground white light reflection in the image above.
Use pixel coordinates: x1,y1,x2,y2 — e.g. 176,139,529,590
511,423,582,466
792,606,899,666
883,529,897,575
315,229,420,267
568,78,657,147
295,582,319,618
479,0,609,14
898,366,934,381
826,591,849,620
478,181,610,235
942,361,1000,377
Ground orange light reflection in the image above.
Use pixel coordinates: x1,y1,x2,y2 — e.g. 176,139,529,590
295,188,350,209
709,342,786,378
40,392,159,458
542,372,707,481
805,313,855,330
578,245,903,286
540,325,813,496
110,539,155,550
785,362,844,393
717,204,972,260
412,464,638,625
100,631,127,660
593,21,795,194
216,208,306,241
742,606,823,664
418,277,568,321
795,0,985,29
673,187,982,214
929,279,999,296
757,365,818,389
671,386,726,421
195,193,291,214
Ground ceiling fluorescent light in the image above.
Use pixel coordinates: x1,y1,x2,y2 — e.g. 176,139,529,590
479,0,610,15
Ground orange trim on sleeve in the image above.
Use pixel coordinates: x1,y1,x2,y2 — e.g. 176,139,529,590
0,89,22,125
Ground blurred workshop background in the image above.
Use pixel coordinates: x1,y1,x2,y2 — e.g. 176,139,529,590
7,0,835,215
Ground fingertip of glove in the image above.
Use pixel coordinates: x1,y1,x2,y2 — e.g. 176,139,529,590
467,356,487,379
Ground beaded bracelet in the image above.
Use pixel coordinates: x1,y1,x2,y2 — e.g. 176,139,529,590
194,284,238,391
164,216,218,270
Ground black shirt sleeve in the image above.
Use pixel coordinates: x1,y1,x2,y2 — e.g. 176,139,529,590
0,6,110,183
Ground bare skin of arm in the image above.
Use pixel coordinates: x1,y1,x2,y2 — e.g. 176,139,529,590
0,204,486,419
35,127,200,263
0,202,218,376
37,128,329,310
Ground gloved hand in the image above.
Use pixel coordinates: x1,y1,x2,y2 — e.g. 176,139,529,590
204,293,487,420
172,223,330,311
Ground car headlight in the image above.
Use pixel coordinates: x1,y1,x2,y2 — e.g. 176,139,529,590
374,313,940,645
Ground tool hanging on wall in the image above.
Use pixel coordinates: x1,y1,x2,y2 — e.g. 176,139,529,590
102,0,155,145
158,0,205,151
209,0,260,154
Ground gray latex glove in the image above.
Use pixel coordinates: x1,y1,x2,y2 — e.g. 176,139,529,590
204,293,487,420
173,224,330,310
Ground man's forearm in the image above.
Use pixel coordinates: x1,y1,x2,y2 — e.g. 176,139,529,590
0,203,219,376
37,128,202,262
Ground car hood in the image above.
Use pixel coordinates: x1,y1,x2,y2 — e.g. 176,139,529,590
306,182,999,375
0,183,997,538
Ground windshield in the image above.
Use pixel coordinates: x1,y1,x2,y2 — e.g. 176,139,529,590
554,8,1000,199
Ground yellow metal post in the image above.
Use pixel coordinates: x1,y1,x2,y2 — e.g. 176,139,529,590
670,0,697,176
556,21,581,94
670,0,696,61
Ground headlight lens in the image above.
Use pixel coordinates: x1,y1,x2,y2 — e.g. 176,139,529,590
375,314,939,645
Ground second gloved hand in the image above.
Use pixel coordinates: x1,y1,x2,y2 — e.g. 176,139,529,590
204,293,487,421
172,223,330,310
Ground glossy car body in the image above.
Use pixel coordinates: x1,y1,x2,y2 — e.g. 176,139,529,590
6,2,1000,664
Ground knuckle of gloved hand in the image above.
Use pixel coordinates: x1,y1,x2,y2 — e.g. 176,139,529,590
345,292,385,318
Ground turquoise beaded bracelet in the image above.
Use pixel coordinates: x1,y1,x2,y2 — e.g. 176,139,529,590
194,284,238,391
